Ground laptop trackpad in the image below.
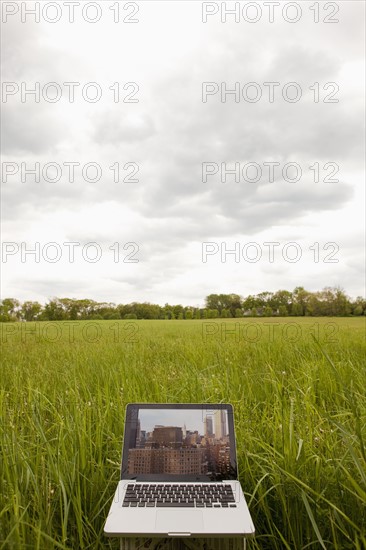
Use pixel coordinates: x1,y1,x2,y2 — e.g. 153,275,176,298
155,510,203,534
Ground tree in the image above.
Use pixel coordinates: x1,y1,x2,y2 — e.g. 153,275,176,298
0,289,360,324
316,287,351,316
91,313,103,320
55,298,80,319
194,309,201,320
108,312,120,320
333,287,352,316
278,305,288,317
205,293,242,317
227,294,242,317
292,302,303,316
242,295,259,312
292,287,310,316
133,302,159,319
43,299,65,320
162,303,175,320
306,293,322,316
351,296,365,315
124,313,137,319
256,292,273,308
21,301,42,321
205,294,222,312
263,306,273,317
0,298,21,321
272,290,292,312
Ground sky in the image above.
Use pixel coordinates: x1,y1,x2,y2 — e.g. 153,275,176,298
1,1,365,306
139,409,206,434
138,408,227,434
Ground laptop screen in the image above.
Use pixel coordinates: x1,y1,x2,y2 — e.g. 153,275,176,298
121,404,238,481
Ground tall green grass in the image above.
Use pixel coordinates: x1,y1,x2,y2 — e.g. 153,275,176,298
1,318,365,549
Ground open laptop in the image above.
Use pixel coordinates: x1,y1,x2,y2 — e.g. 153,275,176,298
104,403,255,538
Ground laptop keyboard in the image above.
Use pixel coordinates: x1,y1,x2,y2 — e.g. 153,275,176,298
122,484,236,508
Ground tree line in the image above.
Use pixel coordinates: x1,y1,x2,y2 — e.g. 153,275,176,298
0,287,365,322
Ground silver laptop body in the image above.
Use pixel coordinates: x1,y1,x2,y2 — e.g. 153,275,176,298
104,403,255,538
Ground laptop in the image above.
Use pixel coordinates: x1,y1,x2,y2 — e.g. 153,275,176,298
104,403,255,538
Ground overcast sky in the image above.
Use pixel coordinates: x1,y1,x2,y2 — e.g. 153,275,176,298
138,408,226,434
139,409,207,434
1,1,365,306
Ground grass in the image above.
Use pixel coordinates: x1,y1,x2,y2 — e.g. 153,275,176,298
1,317,365,549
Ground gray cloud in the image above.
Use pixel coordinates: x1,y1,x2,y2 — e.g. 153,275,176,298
94,111,156,144
1,3,364,302
2,103,70,155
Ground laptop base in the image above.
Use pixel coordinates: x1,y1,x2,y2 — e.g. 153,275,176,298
118,537,248,550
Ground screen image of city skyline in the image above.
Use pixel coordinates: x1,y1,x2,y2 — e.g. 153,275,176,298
128,409,231,477
137,409,228,438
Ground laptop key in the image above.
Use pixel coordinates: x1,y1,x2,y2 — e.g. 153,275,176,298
157,502,195,507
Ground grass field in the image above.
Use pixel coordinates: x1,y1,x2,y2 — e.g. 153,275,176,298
1,317,365,549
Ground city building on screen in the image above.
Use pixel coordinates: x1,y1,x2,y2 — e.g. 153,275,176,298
127,413,230,477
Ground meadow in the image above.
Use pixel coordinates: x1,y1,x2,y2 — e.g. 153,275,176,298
1,317,365,549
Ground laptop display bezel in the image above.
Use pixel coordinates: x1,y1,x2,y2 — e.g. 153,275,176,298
120,403,238,482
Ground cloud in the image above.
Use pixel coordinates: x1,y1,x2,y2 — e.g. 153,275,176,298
1,2,364,302
93,111,156,144
2,102,71,155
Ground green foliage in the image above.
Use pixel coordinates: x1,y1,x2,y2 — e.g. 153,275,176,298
292,302,304,316
353,305,363,316
278,305,288,317
221,308,231,318
0,297,21,321
194,309,201,320
205,294,241,317
21,301,42,321
91,313,103,320
1,287,362,323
